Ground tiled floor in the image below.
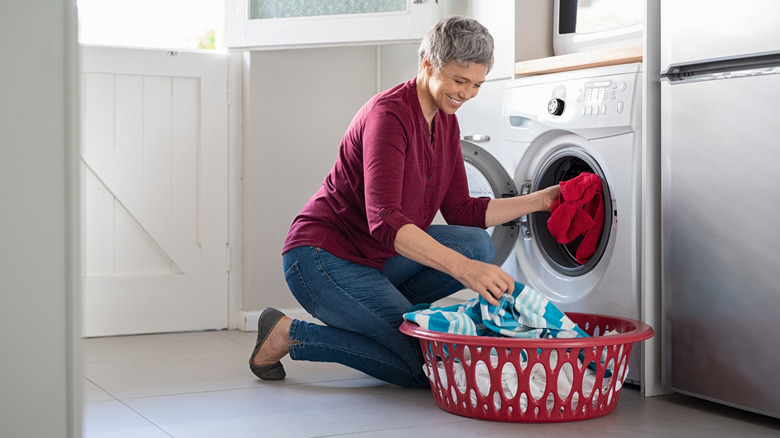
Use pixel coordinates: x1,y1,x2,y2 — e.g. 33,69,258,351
82,329,780,438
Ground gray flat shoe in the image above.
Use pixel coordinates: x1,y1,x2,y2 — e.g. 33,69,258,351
249,307,287,380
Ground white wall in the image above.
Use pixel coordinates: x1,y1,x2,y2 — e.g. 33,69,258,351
0,1,81,437
241,45,418,311
515,0,554,62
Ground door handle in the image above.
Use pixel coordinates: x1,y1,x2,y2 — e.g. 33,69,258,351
461,134,490,142
518,182,532,238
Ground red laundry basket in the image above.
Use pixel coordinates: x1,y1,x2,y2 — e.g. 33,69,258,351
400,312,654,423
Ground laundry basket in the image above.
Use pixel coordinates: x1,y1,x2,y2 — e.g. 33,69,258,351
400,312,654,423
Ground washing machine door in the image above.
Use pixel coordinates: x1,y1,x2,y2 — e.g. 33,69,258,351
513,131,616,303
460,140,519,267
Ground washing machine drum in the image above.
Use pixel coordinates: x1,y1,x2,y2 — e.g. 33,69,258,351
525,148,613,277
460,141,612,277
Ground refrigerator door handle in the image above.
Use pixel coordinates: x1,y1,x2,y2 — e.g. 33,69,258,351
661,52,780,81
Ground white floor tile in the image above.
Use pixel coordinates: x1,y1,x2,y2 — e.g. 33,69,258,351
123,382,455,438
316,422,484,438
80,330,780,438
83,400,171,438
83,331,244,362
84,346,352,399
83,377,114,402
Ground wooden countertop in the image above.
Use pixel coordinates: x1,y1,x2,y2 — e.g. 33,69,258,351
514,44,643,76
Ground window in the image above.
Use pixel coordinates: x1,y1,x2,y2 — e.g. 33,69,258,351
224,0,441,49
77,0,224,50
248,0,407,20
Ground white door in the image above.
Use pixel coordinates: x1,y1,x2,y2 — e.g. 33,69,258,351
80,46,229,337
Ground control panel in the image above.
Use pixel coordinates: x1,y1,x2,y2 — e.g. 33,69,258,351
503,63,641,140
578,78,630,117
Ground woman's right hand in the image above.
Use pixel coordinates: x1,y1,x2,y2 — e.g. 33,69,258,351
394,224,514,306
455,259,514,306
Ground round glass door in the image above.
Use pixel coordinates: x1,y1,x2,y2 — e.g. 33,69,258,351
512,131,618,303
461,140,518,267
528,148,613,277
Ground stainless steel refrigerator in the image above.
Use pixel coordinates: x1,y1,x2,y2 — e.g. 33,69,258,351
660,0,780,418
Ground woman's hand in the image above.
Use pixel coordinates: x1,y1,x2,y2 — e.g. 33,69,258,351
484,184,561,229
393,224,514,306
454,259,514,306
537,184,561,211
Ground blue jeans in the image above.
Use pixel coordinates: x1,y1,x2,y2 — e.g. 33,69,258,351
282,225,496,388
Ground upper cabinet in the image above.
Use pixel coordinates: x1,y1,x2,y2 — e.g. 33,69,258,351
466,0,516,80
224,0,448,50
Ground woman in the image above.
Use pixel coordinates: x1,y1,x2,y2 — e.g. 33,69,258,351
249,16,560,388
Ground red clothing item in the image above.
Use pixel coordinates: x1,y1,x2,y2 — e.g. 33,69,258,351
283,78,490,269
547,172,604,264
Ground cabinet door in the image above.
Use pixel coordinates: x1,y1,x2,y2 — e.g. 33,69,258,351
468,0,515,80
225,0,442,49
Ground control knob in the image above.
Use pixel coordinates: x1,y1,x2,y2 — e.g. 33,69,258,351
548,98,564,116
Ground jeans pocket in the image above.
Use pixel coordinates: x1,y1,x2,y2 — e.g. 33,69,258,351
284,260,317,317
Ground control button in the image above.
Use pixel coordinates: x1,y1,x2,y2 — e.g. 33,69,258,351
601,105,607,115
548,98,565,116
617,101,624,114
620,82,627,91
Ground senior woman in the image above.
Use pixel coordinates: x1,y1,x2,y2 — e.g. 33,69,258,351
249,16,560,388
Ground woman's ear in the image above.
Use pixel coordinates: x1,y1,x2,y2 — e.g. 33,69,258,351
422,58,434,76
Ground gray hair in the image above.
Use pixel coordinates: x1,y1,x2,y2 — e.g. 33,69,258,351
417,16,494,73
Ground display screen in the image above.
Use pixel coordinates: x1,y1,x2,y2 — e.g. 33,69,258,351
583,81,611,102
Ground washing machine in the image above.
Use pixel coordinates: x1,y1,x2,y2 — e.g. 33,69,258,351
456,78,524,281
460,62,643,382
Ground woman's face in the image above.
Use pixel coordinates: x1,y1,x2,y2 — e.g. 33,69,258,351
425,60,488,115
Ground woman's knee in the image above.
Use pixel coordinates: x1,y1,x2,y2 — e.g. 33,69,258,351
427,225,497,264
461,226,496,264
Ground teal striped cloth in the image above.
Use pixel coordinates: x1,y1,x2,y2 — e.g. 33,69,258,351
403,281,588,339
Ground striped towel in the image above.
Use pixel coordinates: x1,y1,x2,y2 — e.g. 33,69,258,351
403,281,588,339
405,281,610,376
482,282,588,339
403,300,480,336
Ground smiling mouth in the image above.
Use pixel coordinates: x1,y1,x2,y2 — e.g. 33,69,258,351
449,96,464,105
